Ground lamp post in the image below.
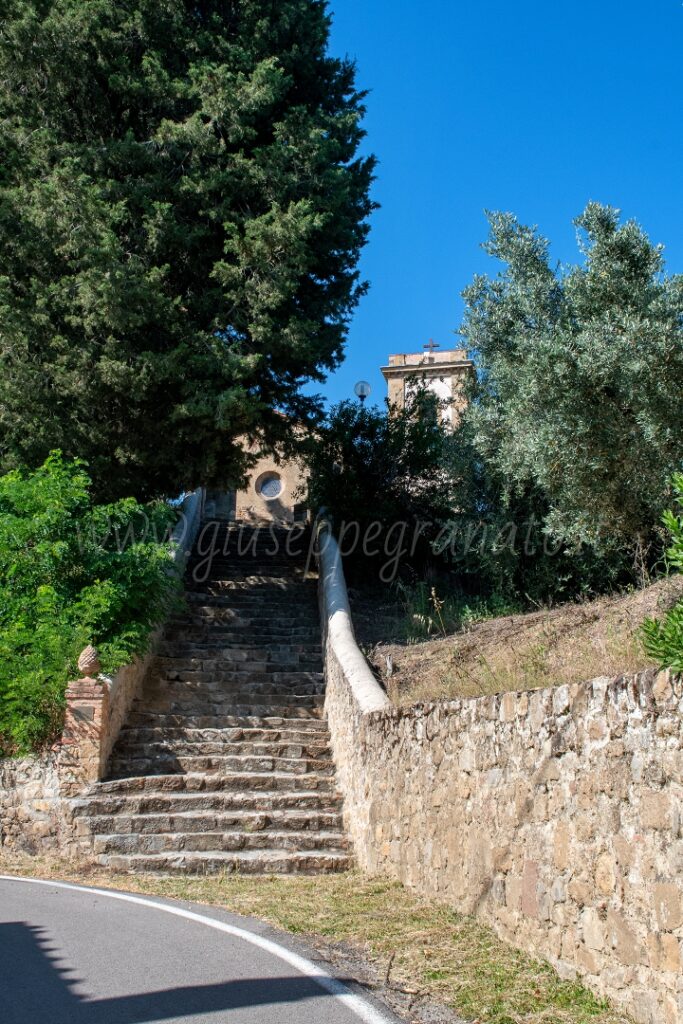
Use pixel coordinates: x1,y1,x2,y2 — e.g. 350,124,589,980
354,380,371,404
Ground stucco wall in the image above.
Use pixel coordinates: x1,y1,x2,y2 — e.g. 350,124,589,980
235,450,308,523
319,525,683,1024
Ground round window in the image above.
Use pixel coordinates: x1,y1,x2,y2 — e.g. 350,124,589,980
258,473,283,500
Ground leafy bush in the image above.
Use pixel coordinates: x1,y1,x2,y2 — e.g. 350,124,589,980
437,419,639,607
642,475,683,672
308,391,633,605
0,454,180,755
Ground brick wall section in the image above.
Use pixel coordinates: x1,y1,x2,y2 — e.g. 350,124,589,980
324,648,683,1024
234,449,308,523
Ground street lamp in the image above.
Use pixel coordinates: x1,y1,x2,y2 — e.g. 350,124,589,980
354,380,371,404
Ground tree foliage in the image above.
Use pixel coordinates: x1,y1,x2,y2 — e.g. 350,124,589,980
305,390,459,569
642,474,683,672
462,203,683,561
0,0,374,500
0,453,179,755
434,421,629,604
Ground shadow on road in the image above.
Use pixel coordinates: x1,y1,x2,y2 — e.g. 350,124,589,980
2,921,335,1023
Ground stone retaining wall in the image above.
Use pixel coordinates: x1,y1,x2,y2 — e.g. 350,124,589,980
0,754,63,853
318,525,683,1024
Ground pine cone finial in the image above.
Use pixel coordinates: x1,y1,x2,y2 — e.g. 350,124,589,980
78,645,101,679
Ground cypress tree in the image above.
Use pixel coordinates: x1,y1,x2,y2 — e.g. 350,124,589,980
0,0,374,499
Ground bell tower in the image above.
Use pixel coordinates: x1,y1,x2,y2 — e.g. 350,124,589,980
381,341,473,426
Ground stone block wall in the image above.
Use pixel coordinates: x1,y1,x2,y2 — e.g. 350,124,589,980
0,754,64,853
324,647,683,1024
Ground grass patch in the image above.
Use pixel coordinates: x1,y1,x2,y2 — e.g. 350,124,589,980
393,581,520,645
0,853,629,1024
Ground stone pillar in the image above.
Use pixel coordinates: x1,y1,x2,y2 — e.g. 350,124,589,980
58,647,110,796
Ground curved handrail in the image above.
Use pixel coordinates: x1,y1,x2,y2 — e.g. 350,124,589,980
316,518,391,714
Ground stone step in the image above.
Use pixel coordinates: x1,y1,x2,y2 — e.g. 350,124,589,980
164,660,324,673
112,739,331,760
185,580,314,593
189,540,308,552
96,771,338,794
183,600,319,614
146,677,325,693
190,542,309,552
141,703,324,720
155,659,324,673
140,702,324,720
156,645,322,661
158,647,322,661
94,849,352,875
186,571,310,584
125,712,328,731
145,679,325,697
117,726,330,746
194,541,309,553
155,666,324,683
185,596,317,617
160,641,322,656
145,667,325,684
107,753,335,778
76,789,343,818
187,582,312,591
179,619,320,632
187,551,308,560
184,584,316,597
92,829,349,856
184,573,311,583
76,809,344,836
170,632,322,645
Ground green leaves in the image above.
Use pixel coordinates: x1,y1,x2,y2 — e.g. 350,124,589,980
0,0,374,501
463,204,683,559
642,475,683,671
0,453,180,756
305,389,461,575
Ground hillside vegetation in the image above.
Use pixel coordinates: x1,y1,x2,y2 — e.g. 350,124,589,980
353,577,683,707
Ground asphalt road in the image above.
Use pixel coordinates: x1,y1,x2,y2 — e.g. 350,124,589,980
0,876,397,1024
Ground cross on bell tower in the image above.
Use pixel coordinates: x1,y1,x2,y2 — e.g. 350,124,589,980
423,338,440,359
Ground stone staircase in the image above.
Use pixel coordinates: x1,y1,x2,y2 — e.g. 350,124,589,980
71,521,352,875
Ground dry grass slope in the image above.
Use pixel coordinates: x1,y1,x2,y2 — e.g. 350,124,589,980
362,577,683,706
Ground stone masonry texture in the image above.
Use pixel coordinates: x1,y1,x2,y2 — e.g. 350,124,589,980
324,657,683,1024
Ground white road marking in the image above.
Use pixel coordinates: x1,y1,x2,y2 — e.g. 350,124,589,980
0,875,394,1024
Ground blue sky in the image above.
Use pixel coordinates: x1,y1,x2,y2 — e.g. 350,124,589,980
317,0,683,407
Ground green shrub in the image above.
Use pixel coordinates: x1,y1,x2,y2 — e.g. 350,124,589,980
0,454,180,755
642,474,683,672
